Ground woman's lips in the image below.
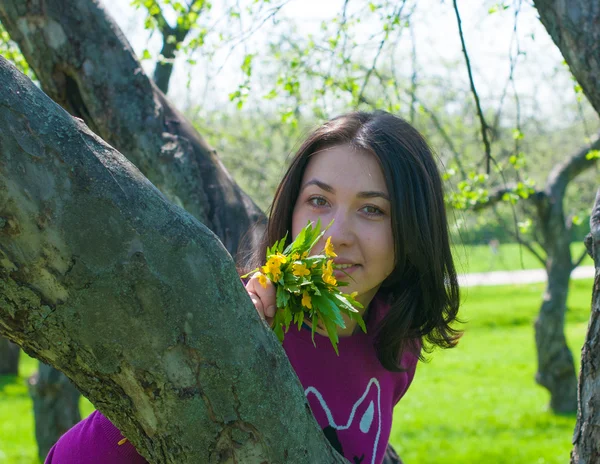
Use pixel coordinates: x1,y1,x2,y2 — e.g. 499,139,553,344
333,264,360,279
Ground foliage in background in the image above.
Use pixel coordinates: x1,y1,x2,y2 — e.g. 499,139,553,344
0,23,35,80
189,108,307,211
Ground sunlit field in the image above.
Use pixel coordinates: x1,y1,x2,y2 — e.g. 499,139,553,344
391,278,592,464
452,242,593,275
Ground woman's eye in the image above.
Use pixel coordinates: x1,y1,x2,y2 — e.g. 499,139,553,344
308,196,328,207
362,205,384,216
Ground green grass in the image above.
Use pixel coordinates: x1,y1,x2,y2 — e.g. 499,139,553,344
390,278,593,464
452,242,593,274
0,279,594,463
0,357,94,464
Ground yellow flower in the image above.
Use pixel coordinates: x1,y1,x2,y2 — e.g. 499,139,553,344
270,253,287,265
322,259,337,286
301,291,312,309
301,251,309,259
264,253,286,282
292,262,310,277
271,267,282,282
324,236,337,257
291,252,300,260
118,438,128,446
350,291,358,299
257,273,268,289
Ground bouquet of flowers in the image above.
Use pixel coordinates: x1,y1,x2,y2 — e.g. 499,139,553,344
242,219,365,354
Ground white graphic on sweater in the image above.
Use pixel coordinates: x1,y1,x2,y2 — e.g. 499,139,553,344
305,378,381,464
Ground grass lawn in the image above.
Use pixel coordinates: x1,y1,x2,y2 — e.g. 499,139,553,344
452,242,593,274
0,279,594,463
390,278,593,464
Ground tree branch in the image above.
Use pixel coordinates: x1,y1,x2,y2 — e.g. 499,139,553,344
491,207,548,266
0,55,346,464
0,0,265,260
574,248,590,268
452,0,493,174
546,134,600,201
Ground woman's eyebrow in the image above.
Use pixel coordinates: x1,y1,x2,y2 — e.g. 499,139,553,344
300,179,334,193
357,191,390,201
301,179,389,201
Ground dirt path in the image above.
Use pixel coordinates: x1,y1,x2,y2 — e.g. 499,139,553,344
459,266,596,287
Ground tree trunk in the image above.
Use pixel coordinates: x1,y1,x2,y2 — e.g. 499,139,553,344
0,336,20,375
570,189,600,463
531,186,577,413
0,1,267,457
534,253,577,413
29,363,81,460
533,0,600,459
474,137,598,413
154,41,177,95
0,0,266,261
533,1,600,117
0,56,346,464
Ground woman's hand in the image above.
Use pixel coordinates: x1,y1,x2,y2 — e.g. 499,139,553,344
245,273,277,324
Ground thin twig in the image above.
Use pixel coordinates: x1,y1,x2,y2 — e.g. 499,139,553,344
409,21,417,124
574,248,590,268
452,0,493,174
490,0,523,140
492,205,547,266
357,0,407,106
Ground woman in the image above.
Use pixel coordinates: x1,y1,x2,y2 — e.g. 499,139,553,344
46,111,461,464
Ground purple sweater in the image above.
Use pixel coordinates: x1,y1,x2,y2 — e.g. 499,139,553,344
46,298,418,464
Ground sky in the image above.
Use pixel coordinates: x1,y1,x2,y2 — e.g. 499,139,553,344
100,0,578,125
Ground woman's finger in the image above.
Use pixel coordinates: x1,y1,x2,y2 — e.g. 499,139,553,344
247,291,265,319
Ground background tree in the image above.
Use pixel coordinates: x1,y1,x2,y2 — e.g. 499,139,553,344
531,0,600,459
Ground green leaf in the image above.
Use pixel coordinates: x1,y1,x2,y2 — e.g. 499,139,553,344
294,311,305,330
586,149,600,160
312,294,345,328
322,317,340,355
512,129,524,140
283,305,293,331
311,312,318,346
241,53,255,77
276,285,290,309
273,310,284,342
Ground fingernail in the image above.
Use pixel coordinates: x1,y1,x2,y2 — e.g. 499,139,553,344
266,305,275,317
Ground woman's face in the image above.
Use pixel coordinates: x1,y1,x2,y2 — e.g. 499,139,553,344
291,145,395,308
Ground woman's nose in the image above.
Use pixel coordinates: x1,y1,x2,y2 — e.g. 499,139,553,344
325,210,355,249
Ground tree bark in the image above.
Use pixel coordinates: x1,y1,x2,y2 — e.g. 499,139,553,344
0,336,19,375
533,1,600,117
570,189,600,463
0,56,345,464
28,363,81,460
0,1,267,457
533,200,577,413
0,0,266,261
533,0,600,458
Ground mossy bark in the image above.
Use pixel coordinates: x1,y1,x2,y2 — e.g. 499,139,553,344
0,56,346,464
533,0,600,459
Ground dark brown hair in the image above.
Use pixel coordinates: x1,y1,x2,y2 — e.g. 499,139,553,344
245,110,461,371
